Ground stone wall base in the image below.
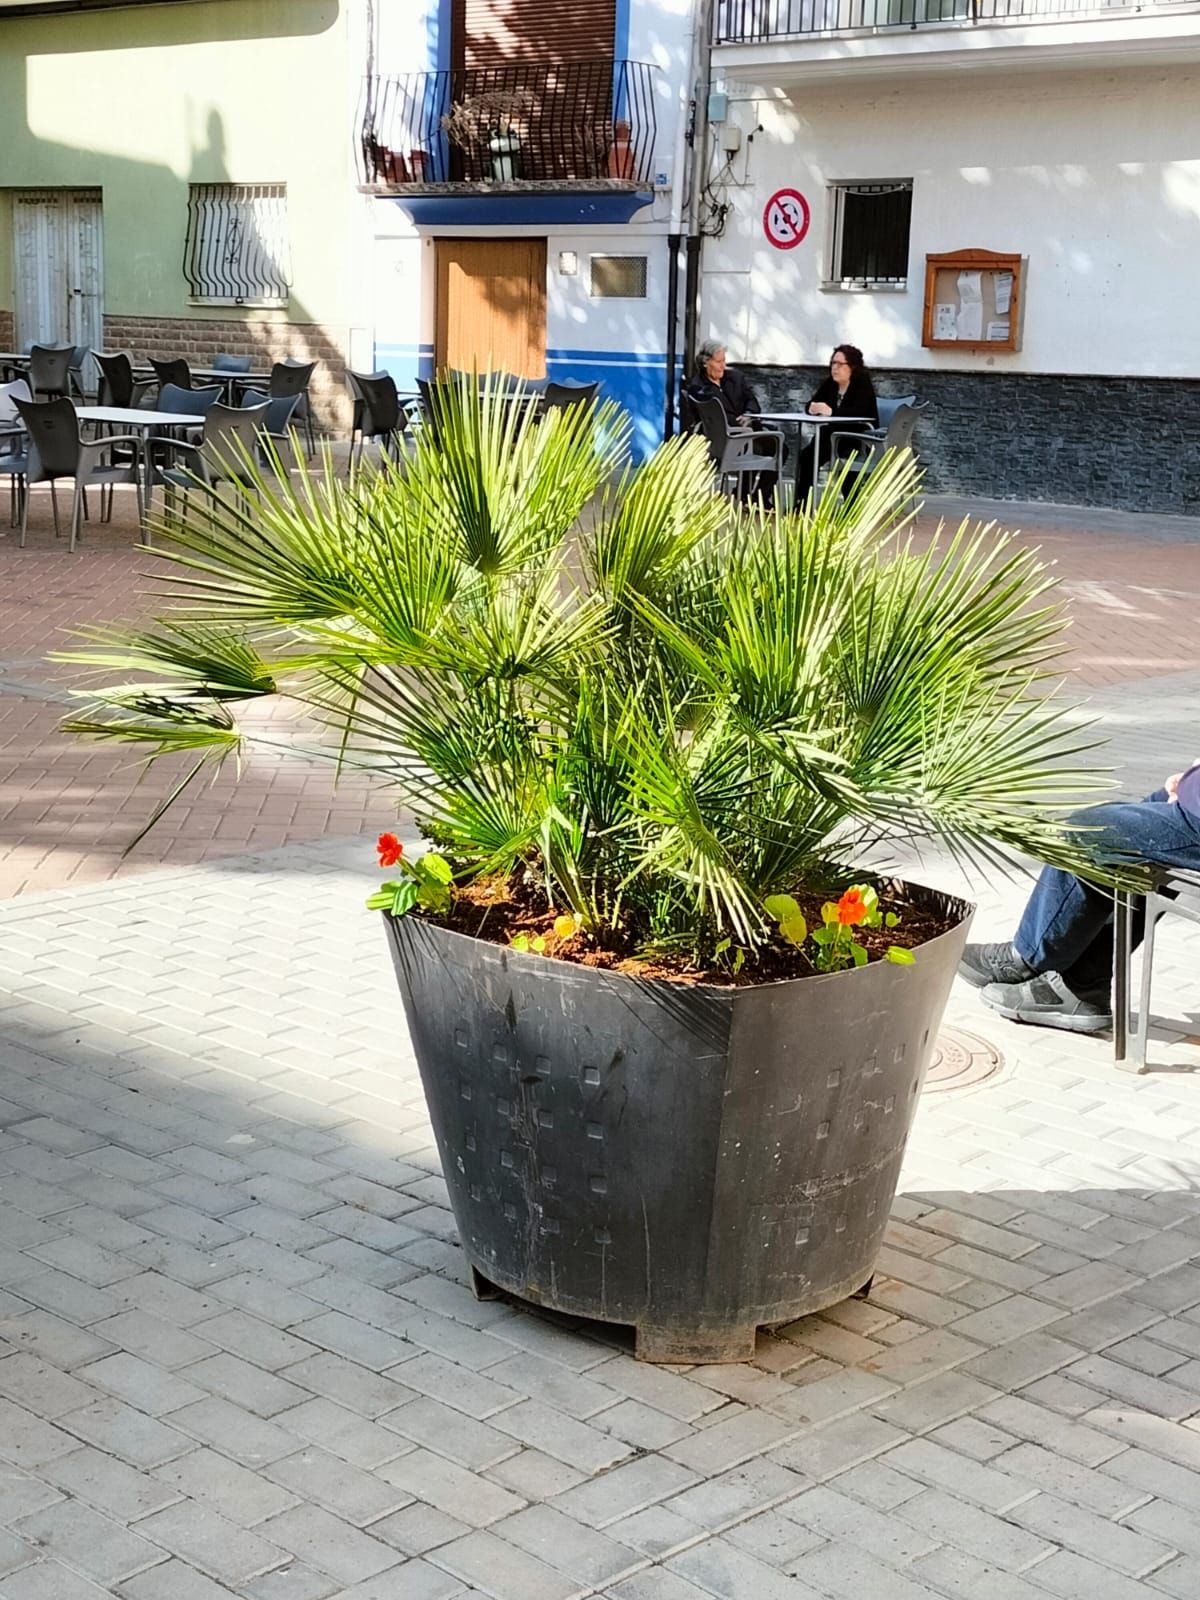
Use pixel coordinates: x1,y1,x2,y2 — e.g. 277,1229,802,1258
0,311,13,354
740,365,1200,516
102,315,350,433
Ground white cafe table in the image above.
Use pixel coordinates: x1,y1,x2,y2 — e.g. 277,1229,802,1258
757,411,875,503
75,405,204,533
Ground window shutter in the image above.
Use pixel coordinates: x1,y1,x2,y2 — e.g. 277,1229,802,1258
460,0,615,67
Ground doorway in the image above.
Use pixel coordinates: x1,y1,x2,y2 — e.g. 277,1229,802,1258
13,189,104,353
434,238,546,378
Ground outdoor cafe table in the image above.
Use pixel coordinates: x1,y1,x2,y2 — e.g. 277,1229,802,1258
75,404,204,533
757,411,876,504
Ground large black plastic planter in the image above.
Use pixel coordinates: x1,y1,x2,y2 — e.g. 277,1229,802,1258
384,881,972,1362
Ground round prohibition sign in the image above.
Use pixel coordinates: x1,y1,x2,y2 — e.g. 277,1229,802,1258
763,188,810,250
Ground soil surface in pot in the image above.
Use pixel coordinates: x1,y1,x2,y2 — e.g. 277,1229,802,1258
420,874,954,986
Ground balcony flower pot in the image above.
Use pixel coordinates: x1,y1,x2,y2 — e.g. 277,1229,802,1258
605,119,636,180
60,378,1102,1362
385,880,971,1362
408,150,428,182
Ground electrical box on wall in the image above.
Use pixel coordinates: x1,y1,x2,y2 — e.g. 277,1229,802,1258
653,161,673,192
707,91,728,124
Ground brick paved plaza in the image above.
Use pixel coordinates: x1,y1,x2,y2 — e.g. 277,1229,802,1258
0,488,1199,1599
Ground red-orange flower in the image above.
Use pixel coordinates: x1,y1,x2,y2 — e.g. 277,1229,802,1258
836,888,867,927
377,832,403,868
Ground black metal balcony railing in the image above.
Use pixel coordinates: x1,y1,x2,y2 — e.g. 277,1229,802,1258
715,0,1187,41
359,59,658,188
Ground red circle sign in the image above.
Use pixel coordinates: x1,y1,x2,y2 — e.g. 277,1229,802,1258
763,189,810,250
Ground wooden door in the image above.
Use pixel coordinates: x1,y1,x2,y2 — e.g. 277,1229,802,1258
13,190,103,352
434,238,547,379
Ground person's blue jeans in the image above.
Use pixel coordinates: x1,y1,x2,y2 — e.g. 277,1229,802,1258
1015,790,1200,994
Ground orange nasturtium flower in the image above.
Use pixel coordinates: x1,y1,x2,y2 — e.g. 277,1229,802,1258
836,887,868,926
376,832,404,869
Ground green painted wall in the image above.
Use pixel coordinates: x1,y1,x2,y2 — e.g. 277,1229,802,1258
0,0,349,327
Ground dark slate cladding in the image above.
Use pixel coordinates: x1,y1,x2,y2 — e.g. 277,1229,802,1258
739,365,1200,515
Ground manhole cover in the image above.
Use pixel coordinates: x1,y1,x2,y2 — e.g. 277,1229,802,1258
924,1026,1005,1091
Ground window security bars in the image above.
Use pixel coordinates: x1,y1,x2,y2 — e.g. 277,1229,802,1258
828,181,913,288
183,184,291,307
359,60,658,187
715,0,1187,40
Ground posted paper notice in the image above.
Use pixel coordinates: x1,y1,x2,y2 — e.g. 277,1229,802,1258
956,272,983,341
993,271,1013,316
933,303,958,340
987,319,1010,342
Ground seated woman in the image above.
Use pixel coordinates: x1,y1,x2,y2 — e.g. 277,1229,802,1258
682,340,779,502
794,344,879,505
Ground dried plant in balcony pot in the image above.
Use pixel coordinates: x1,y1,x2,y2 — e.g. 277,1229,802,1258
441,87,532,180
58,378,1107,1361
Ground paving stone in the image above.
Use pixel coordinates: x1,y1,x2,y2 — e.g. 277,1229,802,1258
165,1397,301,1467
553,1455,699,1529
380,1447,528,1528
189,1309,320,1371
12,1499,163,1585
153,1445,300,1526
671,1535,826,1600
770,1411,907,1479
256,1507,401,1586
40,1445,181,1522
383,1395,519,1471
89,1310,217,1370
782,1482,940,1565
120,1556,249,1599
281,1353,416,1419
486,1447,586,1501
366,1502,470,1557
0,1352,100,1418
133,1500,288,1585
494,1503,642,1587
0,1558,114,1599
493,1399,635,1474
268,1446,411,1526
430,1528,583,1600
893,1486,1054,1571
182,1352,311,1418
79,1351,208,1416
272,1397,411,1471
881,1436,1032,1513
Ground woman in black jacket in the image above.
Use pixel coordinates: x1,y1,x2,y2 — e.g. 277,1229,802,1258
794,345,879,505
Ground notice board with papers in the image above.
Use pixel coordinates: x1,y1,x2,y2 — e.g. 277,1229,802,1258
922,248,1024,352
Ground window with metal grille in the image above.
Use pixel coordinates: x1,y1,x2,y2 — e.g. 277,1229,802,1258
183,184,291,307
589,255,647,299
827,181,913,289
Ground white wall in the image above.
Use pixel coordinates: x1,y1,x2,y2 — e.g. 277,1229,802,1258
701,62,1200,377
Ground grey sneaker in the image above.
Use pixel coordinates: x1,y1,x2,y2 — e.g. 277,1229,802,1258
979,972,1112,1035
958,941,1035,990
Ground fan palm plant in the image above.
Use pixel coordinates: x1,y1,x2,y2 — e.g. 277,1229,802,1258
59,377,1103,973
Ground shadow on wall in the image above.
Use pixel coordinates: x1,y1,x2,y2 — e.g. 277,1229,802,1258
3,0,353,431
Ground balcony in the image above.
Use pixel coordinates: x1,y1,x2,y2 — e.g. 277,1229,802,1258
359,59,659,225
713,0,1200,79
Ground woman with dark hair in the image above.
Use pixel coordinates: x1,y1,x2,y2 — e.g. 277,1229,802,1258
794,344,879,504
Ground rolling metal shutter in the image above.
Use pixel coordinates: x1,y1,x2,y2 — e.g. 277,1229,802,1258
458,0,615,67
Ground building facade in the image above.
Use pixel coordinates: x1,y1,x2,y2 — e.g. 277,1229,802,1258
362,0,700,459
0,0,368,426
702,0,1200,511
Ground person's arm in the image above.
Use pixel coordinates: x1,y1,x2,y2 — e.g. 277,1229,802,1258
807,377,835,417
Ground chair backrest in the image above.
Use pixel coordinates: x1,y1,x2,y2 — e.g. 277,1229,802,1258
693,396,733,466
678,383,701,436
150,357,191,390
211,352,252,373
0,377,32,425
351,371,401,436
159,382,221,416
240,388,300,434
416,376,444,442
268,360,316,398
28,344,74,396
875,395,916,432
14,396,80,476
543,381,599,413
200,401,270,477
880,402,920,452
94,350,135,408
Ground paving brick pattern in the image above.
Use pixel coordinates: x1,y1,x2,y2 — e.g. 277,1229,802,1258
0,499,1199,1596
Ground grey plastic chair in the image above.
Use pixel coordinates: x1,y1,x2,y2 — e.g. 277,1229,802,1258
28,344,74,401
543,381,600,414
829,402,922,492
157,383,221,419
212,352,252,373
240,388,302,474
349,370,406,461
95,351,156,410
1114,869,1200,1073
268,361,317,456
14,396,142,550
874,395,918,434
149,356,192,394
148,400,270,521
694,396,784,504
0,381,31,527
